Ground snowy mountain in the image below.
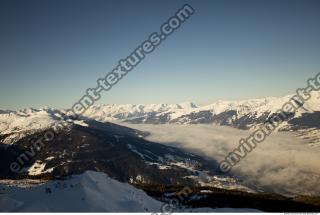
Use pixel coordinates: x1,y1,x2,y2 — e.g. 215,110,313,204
1,91,320,154
83,92,320,129
79,92,320,146
1,92,319,134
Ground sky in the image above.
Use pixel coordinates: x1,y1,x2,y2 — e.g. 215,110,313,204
0,0,320,110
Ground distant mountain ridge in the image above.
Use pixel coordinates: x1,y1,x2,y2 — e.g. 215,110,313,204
1,92,320,132
80,92,320,131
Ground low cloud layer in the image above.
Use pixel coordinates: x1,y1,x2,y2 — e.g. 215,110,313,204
123,123,320,196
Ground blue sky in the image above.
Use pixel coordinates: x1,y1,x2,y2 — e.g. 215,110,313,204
1,0,320,110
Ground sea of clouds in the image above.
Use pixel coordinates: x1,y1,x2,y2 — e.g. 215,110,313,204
122,123,320,196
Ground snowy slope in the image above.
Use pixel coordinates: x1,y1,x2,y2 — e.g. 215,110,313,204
0,171,162,212
0,171,260,212
0,108,89,145
0,108,60,144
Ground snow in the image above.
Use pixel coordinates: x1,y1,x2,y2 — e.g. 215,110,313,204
0,108,91,145
27,161,54,176
126,144,145,159
0,109,62,145
45,156,55,161
73,120,89,127
27,161,47,176
0,171,162,212
146,162,172,170
198,91,320,118
0,110,55,134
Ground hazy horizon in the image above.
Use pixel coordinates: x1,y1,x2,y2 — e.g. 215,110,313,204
1,91,301,111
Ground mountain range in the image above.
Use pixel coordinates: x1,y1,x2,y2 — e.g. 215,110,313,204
82,91,320,130
1,92,320,212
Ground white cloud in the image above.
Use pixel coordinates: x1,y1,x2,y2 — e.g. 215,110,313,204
123,123,320,196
